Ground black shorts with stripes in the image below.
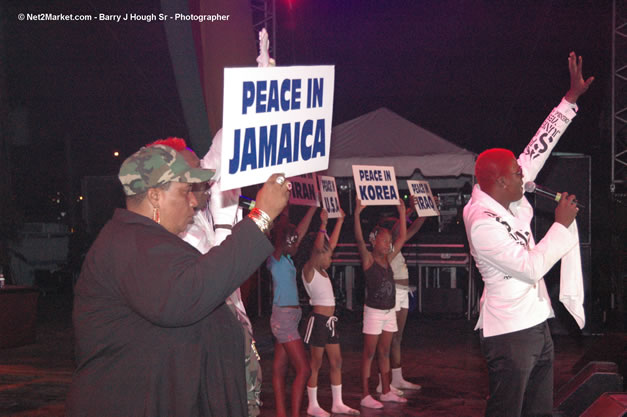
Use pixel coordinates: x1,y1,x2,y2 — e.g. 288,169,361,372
303,312,340,347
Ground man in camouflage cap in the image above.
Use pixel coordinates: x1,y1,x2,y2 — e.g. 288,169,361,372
67,139,291,417
119,144,214,196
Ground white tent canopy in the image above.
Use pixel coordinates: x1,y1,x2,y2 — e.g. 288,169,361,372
325,107,476,178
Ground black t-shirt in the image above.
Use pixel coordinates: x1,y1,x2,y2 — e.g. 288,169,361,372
364,261,395,310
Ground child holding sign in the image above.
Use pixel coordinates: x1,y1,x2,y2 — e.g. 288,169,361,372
375,195,438,395
354,197,408,409
267,205,317,417
296,208,360,416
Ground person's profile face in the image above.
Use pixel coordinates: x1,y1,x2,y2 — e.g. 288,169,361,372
157,182,198,235
500,157,524,202
179,148,210,211
320,247,333,269
191,182,211,211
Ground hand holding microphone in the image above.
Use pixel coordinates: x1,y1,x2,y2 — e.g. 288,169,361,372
554,192,579,228
524,182,580,228
524,182,584,208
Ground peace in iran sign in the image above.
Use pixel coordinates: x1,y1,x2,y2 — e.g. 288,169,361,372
221,65,335,191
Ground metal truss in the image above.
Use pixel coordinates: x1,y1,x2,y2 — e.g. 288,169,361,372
612,0,627,199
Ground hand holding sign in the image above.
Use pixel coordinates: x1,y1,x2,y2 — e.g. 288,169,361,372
354,196,365,216
319,175,342,218
320,207,328,227
396,197,406,215
407,180,439,217
254,173,291,220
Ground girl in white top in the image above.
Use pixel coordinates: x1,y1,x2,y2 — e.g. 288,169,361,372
298,208,359,416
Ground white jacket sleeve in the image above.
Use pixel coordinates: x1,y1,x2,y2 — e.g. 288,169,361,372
518,99,578,182
470,217,578,285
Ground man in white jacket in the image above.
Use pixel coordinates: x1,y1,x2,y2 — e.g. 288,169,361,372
463,52,593,417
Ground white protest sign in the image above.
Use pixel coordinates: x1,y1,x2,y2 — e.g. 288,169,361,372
318,175,342,218
288,173,320,207
407,180,439,216
221,65,335,190
352,165,400,206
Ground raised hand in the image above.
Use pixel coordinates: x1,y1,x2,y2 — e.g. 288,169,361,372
397,197,406,214
355,196,365,215
320,208,329,226
256,28,276,68
564,51,594,104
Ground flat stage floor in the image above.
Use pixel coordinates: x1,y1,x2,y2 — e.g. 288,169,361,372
0,291,625,417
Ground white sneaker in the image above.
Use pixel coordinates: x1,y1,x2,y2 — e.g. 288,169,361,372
395,379,422,390
307,404,330,417
375,382,403,396
331,403,360,415
380,391,408,403
360,395,383,409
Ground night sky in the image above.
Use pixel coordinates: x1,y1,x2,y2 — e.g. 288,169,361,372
3,0,614,224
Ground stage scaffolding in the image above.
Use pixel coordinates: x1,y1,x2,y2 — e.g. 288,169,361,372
611,0,627,327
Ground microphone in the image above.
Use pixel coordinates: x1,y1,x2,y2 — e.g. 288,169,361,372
238,195,256,210
524,182,584,209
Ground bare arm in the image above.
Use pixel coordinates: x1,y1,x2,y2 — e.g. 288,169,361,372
353,197,373,270
294,205,317,249
314,208,329,251
406,216,426,242
404,194,435,242
388,198,406,261
328,208,345,251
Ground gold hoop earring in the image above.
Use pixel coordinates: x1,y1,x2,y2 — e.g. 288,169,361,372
152,207,160,224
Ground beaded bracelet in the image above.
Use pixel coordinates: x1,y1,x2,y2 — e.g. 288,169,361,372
248,208,273,233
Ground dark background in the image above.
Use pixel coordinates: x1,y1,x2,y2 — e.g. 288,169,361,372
2,0,613,220
1,1,619,293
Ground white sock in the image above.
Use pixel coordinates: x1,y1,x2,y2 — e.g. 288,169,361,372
376,373,403,395
331,385,360,415
307,386,330,417
391,367,421,390
391,367,403,386
331,384,343,408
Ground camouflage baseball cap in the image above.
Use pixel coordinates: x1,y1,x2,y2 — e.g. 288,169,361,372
118,145,214,196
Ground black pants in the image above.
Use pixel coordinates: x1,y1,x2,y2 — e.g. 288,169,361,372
480,321,554,417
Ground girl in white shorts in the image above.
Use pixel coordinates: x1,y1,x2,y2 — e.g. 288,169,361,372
375,197,433,394
353,197,408,409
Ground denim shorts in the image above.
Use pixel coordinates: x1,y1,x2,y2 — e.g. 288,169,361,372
271,305,302,343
